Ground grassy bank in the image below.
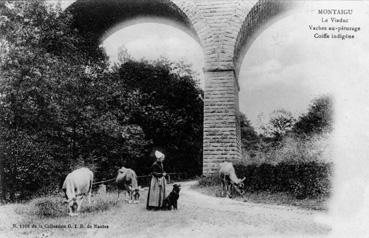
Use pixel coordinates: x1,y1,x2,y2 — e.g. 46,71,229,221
195,170,330,211
14,192,122,219
192,184,329,211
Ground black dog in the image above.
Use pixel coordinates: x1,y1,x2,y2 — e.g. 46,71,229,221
162,184,181,210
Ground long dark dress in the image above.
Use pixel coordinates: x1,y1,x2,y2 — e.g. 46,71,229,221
146,161,166,210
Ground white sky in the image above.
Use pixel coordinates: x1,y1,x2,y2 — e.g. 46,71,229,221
102,22,204,87
239,12,332,128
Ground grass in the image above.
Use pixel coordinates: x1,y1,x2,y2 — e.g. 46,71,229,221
15,192,121,219
194,177,329,211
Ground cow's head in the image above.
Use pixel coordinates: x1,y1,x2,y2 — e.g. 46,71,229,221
133,186,143,201
132,188,140,200
64,196,84,214
235,177,246,190
64,197,78,213
118,167,127,174
63,190,77,210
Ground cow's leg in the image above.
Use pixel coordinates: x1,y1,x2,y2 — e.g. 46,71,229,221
221,178,225,197
125,191,129,202
228,183,231,197
88,191,91,204
226,183,231,198
76,200,81,213
223,180,228,197
128,191,133,204
134,192,139,203
224,182,227,197
68,205,73,216
220,179,223,196
76,197,83,213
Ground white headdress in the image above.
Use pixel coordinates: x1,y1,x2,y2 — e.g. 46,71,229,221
155,150,164,159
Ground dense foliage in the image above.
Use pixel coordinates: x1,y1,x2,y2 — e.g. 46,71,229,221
234,162,332,199
242,96,333,161
238,96,333,199
0,1,203,201
293,95,333,136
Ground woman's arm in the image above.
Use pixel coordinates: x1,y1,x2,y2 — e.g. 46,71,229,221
151,163,164,178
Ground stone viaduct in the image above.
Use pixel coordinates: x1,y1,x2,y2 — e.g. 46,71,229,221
62,0,298,175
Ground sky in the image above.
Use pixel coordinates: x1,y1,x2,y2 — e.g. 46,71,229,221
101,21,204,87
239,12,333,128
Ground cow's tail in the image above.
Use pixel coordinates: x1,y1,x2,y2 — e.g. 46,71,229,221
88,172,93,204
89,173,93,193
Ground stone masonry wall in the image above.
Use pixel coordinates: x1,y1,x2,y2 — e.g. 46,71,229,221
203,70,241,174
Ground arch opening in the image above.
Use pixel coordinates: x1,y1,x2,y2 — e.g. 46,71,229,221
233,0,298,77
67,0,201,49
101,21,205,88
236,5,335,208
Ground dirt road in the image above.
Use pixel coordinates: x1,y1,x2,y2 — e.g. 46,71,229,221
0,181,330,238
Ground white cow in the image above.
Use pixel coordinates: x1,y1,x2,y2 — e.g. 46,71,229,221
219,162,245,198
116,167,140,203
62,167,93,216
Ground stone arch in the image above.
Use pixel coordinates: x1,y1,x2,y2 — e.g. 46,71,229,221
233,0,298,77
66,0,214,65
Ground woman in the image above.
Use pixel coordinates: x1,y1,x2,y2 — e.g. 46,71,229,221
146,150,167,210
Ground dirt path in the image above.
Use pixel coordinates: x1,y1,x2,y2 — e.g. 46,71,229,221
0,181,330,238
176,181,330,237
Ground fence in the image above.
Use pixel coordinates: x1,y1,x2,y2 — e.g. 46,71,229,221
137,173,189,187
94,172,190,190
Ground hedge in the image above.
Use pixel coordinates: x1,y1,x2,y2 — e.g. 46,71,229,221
234,161,332,199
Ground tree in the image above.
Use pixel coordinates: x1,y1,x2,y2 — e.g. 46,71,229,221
293,96,333,136
239,112,259,154
117,60,204,175
117,45,132,64
0,0,112,200
260,109,296,143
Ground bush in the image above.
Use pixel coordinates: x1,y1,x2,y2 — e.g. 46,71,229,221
237,129,332,199
82,193,119,213
34,197,66,218
234,162,332,199
198,174,221,187
16,193,120,218
16,196,67,218
291,162,332,198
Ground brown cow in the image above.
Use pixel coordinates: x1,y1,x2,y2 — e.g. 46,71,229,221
116,167,140,203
